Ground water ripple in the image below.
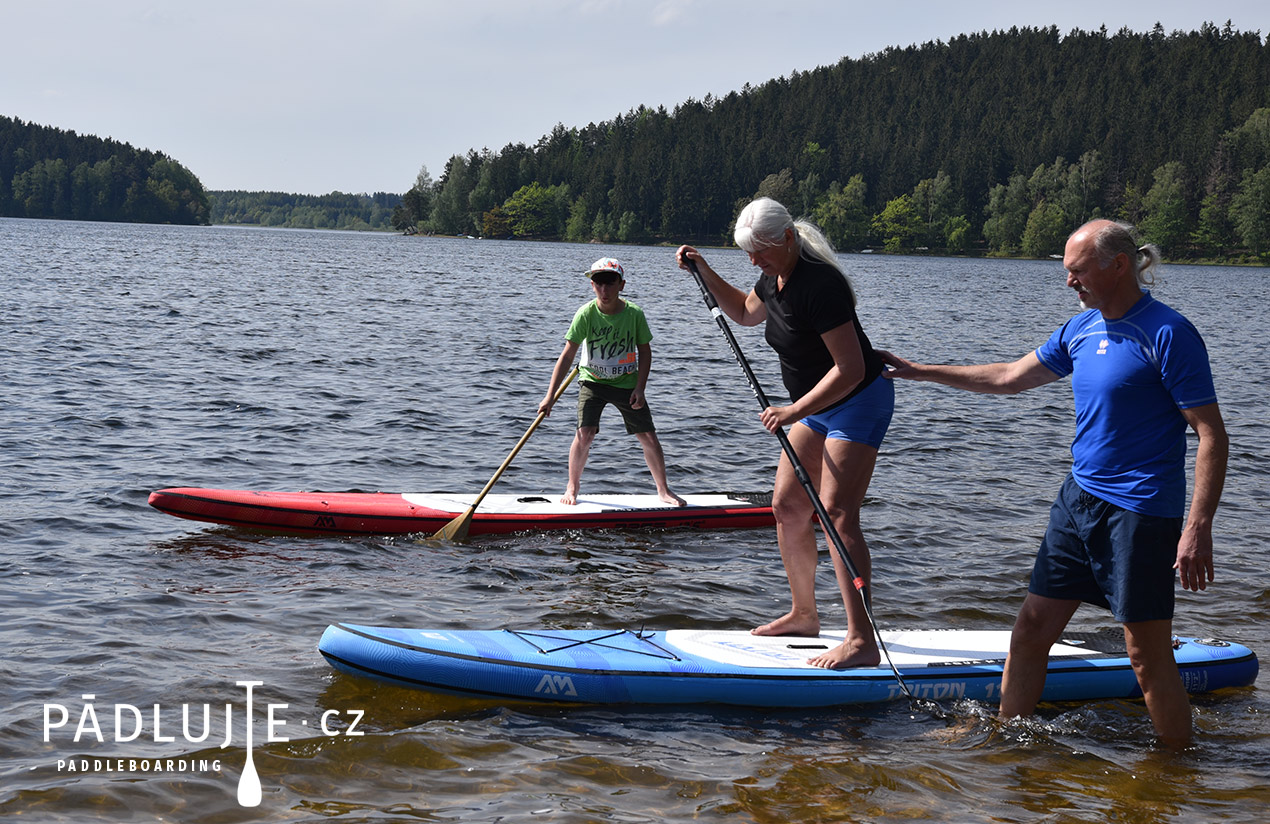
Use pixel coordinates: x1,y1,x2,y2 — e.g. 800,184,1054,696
1,219,1266,823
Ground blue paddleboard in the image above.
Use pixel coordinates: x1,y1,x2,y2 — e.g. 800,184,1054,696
318,624,1258,707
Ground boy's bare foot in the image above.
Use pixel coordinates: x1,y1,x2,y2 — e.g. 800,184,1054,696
806,638,881,669
660,490,687,507
559,489,578,505
751,611,819,637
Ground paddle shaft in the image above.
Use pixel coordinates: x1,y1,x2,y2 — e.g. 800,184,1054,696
431,366,578,540
685,259,911,698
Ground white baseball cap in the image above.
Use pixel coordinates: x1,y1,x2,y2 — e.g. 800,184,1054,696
586,257,625,279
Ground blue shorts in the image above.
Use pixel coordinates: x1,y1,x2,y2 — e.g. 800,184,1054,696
798,374,894,449
1030,474,1183,623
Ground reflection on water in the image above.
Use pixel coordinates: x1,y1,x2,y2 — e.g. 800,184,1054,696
1,218,1266,822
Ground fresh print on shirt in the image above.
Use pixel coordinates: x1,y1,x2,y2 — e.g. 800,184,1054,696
566,300,652,387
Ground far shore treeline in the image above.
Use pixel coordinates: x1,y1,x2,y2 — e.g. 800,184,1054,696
0,116,210,226
0,116,402,232
405,24,1270,261
4,24,1270,260
209,190,402,232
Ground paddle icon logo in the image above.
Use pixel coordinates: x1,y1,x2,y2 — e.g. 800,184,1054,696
236,682,262,807
41,680,366,809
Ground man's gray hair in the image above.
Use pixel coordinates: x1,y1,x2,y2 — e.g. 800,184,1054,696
1091,221,1161,287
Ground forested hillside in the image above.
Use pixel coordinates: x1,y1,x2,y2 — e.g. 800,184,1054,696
0,115,400,231
404,23,1270,259
7,25,1267,256
210,190,401,231
0,116,209,225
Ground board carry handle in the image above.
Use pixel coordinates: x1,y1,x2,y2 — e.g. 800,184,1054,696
431,366,579,541
684,257,912,700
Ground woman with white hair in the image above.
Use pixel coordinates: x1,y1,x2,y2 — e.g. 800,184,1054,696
676,197,893,669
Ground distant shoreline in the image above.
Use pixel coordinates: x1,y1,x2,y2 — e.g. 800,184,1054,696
373,228,1267,269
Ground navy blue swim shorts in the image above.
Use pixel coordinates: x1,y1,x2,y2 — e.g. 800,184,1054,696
1030,473,1183,623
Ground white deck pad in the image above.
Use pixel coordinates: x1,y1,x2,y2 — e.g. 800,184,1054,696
665,629,1096,670
401,492,760,515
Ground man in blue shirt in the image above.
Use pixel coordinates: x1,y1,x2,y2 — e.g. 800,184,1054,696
881,219,1228,746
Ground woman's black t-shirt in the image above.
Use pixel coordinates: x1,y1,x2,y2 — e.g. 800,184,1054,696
752,256,883,412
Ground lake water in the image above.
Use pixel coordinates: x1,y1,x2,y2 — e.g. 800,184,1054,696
1,217,1266,822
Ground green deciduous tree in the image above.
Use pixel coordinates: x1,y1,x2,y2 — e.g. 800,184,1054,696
1141,162,1191,255
982,174,1030,253
482,204,512,238
812,175,871,250
795,172,823,221
12,158,68,217
565,196,592,242
616,210,641,243
1060,150,1104,227
1225,107,1270,173
911,171,956,247
1021,201,1069,257
944,214,972,252
503,181,568,238
591,209,614,242
872,194,923,252
1230,166,1270,257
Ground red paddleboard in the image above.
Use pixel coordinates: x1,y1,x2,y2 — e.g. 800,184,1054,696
148,488,774,536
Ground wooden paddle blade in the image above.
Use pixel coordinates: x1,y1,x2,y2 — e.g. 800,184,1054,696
430,366,578,542
431,506,476,541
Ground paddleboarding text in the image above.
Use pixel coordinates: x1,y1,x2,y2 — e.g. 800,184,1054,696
40,680,366,809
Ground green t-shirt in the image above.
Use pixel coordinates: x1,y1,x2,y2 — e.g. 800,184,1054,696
565,299,653,389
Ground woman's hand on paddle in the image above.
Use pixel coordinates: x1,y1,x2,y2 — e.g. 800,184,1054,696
759,404,795,433
675,245,713,277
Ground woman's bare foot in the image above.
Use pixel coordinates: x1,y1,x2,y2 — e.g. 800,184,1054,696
559,488,578,505
806,637,880,669
751,611,819,637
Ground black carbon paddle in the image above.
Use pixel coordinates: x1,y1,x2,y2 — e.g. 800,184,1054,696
685,257,912,700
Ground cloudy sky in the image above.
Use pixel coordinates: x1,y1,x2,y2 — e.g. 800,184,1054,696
4,1,1264,195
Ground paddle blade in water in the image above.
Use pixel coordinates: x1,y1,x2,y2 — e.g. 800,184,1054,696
431,508,475,541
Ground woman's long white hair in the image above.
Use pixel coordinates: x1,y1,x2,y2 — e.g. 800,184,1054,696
733,197,856,303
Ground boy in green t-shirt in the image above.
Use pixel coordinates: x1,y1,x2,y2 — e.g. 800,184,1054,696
538,257,685,507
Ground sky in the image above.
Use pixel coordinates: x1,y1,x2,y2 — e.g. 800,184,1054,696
4,1,1265,196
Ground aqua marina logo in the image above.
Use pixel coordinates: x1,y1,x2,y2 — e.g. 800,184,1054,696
43,680,364,808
